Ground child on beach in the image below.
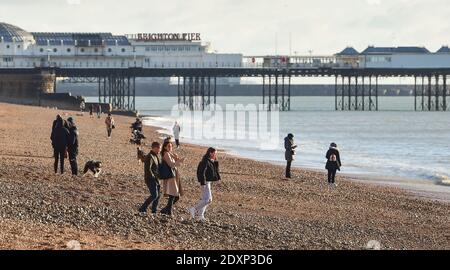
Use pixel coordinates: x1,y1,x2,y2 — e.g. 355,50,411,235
189,147,221,222
325,143,342,187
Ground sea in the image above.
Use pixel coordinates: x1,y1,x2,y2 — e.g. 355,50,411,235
87,96,450,201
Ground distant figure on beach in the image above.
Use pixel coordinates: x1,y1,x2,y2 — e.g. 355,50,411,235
97,104,102,119
67,117,79,176
131,118,143,133
326,143,342,187
159,141,185,216
139,142,162,214
89,104,94,118
189,147,221,222
173,121,181,148
284,133,298,179
105,113,115,139
80,102,85,113
50,117,69,174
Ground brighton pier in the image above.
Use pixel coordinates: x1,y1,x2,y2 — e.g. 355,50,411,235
0,22,449,112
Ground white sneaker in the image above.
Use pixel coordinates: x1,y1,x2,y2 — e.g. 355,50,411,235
188,207,196,219
198,217,207,223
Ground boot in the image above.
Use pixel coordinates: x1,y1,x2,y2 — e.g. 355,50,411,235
160,196,175,216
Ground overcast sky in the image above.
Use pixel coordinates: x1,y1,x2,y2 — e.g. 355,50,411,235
1,0,450,55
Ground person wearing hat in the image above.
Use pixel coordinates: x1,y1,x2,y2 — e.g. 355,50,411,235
67,117,79,176
284,133,298,179
325,143,342,186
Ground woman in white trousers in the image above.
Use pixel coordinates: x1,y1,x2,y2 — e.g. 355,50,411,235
189,147,221,222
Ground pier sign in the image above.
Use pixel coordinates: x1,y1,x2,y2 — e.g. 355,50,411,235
127,33,201,42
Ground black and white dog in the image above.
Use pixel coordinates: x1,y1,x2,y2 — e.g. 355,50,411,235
83,160,103,178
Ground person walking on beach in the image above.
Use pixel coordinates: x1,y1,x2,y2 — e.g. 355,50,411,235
67,117,79,176
97,104,102,119
326,143,342,187
173,121,181,148
105,113,115,139
160,141,185,216
189,147,221,222
139,142,162,214
284,133,298,179
51,117,70,174
89,104,94,118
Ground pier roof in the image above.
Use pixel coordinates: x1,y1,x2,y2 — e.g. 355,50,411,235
436,46,450,53
361,46,430,55
0,22,34,42
336,47,360,56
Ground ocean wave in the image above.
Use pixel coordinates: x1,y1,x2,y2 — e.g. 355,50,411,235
431,174,450,186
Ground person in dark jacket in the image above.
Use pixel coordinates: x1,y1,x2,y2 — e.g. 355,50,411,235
131,118,143,133
89,104,94,118
67,117,79,176
50,117,70,174
189,147,221,222
325,143,342,186
139,142,162,214
52,114,63,133
284,134,298,179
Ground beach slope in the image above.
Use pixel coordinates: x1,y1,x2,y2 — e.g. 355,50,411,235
0,103,448,250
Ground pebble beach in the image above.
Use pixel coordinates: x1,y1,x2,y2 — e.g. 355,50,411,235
0,102,449,250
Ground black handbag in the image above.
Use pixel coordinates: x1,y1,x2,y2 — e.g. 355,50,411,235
159,160,175,180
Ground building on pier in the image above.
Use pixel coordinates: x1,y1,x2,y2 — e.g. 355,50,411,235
0,22,242,109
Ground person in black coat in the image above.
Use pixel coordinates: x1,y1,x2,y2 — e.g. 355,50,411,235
189,147,221,221
284,134,298,179
325,143,342,186
52,114,63,132
51,117,70,174
139,142,162,214
67,117,79,176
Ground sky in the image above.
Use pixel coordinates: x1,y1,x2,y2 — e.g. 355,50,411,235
1,0,450,55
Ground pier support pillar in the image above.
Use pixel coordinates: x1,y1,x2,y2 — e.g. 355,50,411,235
443,75,448,111
375,76,379,111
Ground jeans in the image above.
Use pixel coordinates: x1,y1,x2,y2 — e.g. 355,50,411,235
68,151,78,176
328,169,337,184
54,149,65,174
193,183,213,218
286,160,292,178
107,128,112,137
140,180,160,213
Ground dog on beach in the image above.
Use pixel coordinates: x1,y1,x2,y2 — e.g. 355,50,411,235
82,160,103,178
137,147,146,164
